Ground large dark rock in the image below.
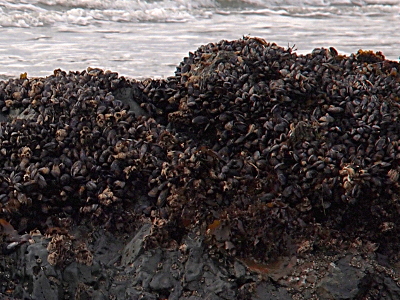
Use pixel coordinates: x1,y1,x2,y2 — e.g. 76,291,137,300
316,255,371,299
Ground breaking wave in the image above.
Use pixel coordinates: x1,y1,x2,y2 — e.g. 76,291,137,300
0,0,398,27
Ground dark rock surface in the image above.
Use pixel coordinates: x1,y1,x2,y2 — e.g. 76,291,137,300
3,224,400,299
1,37,400,299
316,255,371,299
1,224,254,299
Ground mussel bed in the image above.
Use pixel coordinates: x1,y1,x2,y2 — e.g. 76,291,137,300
1,36,400,267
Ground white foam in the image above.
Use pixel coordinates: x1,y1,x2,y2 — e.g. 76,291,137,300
1,0,399,28
0,0,218,27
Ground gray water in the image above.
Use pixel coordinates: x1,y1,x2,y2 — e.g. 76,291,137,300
0,0,399,79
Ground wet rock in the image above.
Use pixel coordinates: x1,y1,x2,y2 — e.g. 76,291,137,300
252,281,292,300
316,255,371,299
113,86,148,117
120,228,240,299
121,223,152,266
10,237,61,300
184,238,204,283
381,276,400,299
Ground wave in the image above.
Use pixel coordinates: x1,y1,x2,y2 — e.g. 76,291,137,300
0,0,218,27
0,0,398,27
222,0,400,17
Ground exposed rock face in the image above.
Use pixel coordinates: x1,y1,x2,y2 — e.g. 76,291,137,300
1,37,400,298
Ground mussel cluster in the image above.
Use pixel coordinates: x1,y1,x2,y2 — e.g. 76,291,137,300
0,68,163,234
1,37,400,264
143,37,400,260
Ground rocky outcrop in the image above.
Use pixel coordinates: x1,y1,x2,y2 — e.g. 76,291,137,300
1,37,400,299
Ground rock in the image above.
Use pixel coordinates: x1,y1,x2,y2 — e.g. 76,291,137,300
120,228,240,299
382,276,400,299
252,281,292,300
7,237,61,300
121,223,152,266
184,240,204,283
316,255,371,299
113,86,148,117
2,37,400,299
233,260,246,279
3,227,400,299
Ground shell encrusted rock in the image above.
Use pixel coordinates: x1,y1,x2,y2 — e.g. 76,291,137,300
1,37,400,299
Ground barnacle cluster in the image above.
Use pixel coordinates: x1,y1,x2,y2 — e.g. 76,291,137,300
0,37,400,269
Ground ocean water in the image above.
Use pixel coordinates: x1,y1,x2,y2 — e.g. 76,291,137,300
0,0,399,79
